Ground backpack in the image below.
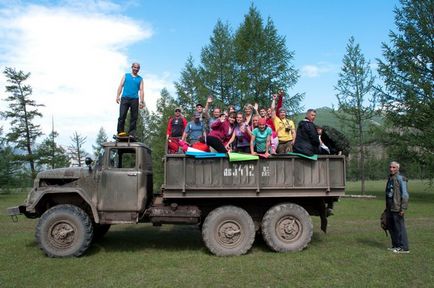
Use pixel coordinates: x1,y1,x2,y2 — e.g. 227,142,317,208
380,209,389,236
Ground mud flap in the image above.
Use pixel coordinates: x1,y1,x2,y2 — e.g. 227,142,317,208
319,201,328,233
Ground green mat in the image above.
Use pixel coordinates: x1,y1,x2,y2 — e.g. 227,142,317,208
228,152,259,162
287,152,318,160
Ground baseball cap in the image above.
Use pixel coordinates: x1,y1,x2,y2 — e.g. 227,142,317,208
258,118,267,125
278,108,287,113
196,103,203,108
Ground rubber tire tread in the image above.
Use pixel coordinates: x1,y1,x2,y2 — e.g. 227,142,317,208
35,204,93,257
261,203,313,252
202,205,255,256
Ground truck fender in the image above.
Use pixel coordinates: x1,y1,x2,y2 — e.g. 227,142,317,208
27,187,99,223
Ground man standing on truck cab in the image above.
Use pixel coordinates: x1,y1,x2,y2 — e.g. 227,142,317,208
385,161,410,254
116,62,145,138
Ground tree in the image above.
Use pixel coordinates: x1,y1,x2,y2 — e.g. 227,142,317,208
234,5,302,110
148,89,177,190
200,20,239,108
68,131,87,167
0,130,21,192
377,0,434,177
174,56,208,115
1,67,44,179
37,130,70,170
92,127,108,159
334,36,379,194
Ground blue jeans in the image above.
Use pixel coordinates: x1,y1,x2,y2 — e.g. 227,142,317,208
117,97,139,136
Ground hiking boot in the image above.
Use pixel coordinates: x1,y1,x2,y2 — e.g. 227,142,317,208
393,248,410,254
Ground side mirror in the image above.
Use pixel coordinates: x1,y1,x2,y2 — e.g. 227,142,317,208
85,157,93,166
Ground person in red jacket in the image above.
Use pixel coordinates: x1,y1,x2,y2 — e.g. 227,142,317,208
166,107,187,139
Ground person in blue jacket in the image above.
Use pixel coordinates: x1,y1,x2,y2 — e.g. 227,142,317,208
385,161,410,254
116,62,145,138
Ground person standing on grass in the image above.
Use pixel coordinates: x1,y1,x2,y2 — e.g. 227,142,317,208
116,62,145,138
385,161,410,254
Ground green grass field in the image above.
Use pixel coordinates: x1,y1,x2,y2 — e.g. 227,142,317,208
1,180,433,288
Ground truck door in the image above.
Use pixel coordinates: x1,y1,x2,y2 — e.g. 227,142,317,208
98,147,139,211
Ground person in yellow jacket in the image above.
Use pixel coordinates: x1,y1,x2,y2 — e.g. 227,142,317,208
272,106,296,154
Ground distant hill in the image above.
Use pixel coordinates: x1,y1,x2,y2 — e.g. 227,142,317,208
292,107,384,134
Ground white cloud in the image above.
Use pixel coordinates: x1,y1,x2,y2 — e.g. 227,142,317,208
0,2,171,153
301,62,336,78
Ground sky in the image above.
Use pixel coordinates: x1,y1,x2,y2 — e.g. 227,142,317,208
0,0,399,153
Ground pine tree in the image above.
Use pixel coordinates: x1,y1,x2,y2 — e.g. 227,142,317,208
234,5,301,110
334,36,379,194
200,20,239,108
68,131,87,167
377,0,434,177
1,67,44,179
92,127,108,159
37,130,70,169
174,56,208,115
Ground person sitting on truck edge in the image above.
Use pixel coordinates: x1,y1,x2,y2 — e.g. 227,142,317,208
116,62,145,138
182,112,205,145
206,113,229,153
166,107,187,139
250,118,272,158
272,103,296,154
293,109,320,156
224,112,237,146
225,112,252,153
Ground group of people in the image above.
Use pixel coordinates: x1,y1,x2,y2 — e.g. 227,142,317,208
165,93,332,158
114,62,332,158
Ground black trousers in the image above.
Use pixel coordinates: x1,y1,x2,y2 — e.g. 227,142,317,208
387,211,409,250
386,199,409,250
206,135,227,153
117,97,139,136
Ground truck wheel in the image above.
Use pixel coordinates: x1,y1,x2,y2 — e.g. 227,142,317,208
92,224,111,242
202,206,255,256
35,204,93,257
261,203,313,252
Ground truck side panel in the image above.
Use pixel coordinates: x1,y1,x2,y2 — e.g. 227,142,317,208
163,155,345,198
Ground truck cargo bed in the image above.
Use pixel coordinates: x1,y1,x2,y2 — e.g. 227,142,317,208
163,154,345,198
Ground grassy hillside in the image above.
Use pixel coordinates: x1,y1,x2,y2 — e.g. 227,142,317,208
292,106,384,133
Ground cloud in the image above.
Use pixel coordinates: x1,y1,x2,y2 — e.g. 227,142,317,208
301,62,336,78
0,2,171,153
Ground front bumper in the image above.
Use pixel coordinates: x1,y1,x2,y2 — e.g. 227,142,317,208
7,205,26,216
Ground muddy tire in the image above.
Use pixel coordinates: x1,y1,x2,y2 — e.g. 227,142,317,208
92,224,111,242
36,205,93,257
261,203,313,252
202,206,255,256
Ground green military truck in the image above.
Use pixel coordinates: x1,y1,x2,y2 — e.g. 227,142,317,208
8,140,345,257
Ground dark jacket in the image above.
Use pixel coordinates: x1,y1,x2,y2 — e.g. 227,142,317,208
293,119,320,156
386,173,409,212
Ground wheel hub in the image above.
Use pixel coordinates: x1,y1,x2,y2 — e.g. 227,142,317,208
49,222,75,247
277,216,301,242
217,220,242,246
